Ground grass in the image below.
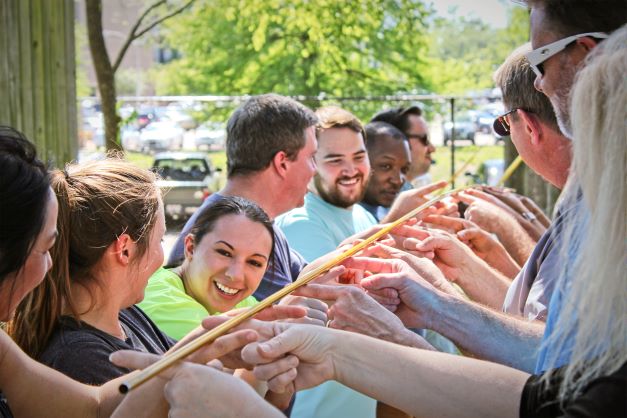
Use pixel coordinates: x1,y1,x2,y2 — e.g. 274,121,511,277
125,144,505,187
431,144,505,186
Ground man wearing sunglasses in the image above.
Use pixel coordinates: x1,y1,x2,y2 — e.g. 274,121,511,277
371,106,436,188
521,0,626,374
524,0,624,139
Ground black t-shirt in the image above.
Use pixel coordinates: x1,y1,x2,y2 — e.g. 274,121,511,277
521,361,627,417
0,393,13,418
38,305,176,386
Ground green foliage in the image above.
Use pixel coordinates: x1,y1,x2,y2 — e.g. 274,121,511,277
75,22,92,97
154,0,432,97
425,4,529,95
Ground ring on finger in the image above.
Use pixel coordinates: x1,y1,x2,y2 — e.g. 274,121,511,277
521,211,537,222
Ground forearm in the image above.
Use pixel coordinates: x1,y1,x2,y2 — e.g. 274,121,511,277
493,222,535,266
484,246,521,280
457,258,511,310
331,331,527,418
428,295,544,372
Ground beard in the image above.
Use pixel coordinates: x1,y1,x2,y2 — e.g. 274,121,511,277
551,64,577,140
314,173,368,208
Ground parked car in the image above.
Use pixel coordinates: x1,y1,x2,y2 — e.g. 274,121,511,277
152,152,222,219
139,121,184,152
194,122,226,150
443,112,476,145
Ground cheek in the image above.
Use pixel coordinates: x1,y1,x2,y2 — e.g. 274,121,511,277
245,270,265,293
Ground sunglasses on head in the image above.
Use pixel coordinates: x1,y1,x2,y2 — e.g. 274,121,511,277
493,109,519,137
525,32,608,77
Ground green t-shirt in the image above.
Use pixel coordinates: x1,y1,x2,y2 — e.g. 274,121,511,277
139,267,257,340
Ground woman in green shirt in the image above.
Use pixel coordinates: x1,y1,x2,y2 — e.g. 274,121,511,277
140,196,274,340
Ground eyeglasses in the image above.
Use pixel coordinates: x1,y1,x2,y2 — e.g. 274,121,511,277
493,109,519,137
525,32,608,77
406,133,430,146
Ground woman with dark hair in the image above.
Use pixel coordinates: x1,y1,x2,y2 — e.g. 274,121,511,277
139,196,274,340
0,126,288,417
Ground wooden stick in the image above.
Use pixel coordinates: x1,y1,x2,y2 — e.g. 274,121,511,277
448,146,482,185
119,185,469,393
497,155,523,186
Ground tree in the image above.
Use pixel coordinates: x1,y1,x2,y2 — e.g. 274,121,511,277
154,0,433,101
84,0,194,151
424,5,530,95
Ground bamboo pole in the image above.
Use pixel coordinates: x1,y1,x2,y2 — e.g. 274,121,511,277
120,184,470,393
497,155,523,186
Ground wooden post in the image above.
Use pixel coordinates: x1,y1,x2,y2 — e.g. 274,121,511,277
0,0,77,167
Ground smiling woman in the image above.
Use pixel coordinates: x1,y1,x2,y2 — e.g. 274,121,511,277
138,196,274,340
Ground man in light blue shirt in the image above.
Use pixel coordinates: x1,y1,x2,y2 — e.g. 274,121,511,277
276,106,377,418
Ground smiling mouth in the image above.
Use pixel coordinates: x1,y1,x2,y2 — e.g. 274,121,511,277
214,281,242,297
337,176,361,187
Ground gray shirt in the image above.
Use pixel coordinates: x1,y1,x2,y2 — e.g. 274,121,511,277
503,195,581,321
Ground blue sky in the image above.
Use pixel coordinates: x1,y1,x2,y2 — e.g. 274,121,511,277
429,0,513,28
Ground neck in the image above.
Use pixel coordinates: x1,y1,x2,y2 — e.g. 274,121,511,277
221,175,283,219
68,282,125,339
544,135,573,189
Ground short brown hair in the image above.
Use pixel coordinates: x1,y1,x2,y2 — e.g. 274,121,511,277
226,94,317,177
315,106,365,140
494,43,560,132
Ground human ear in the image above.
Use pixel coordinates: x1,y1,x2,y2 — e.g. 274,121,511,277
272,151,289,179
518,109,543,146
183,234,196,259
114,234,133,265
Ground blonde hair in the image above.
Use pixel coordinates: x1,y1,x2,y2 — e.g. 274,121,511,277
10,155,161,357
542,24,627,400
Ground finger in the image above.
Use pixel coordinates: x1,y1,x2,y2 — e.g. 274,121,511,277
454,191,480,205
254,305,308,321
292,283,346,301
253,354,299,383
242,327,306,365
342,256,397,274
304,306,328,323
402,238,435,259
201,315,231,330
360,272,408,292
421,214,468,232
110,350,164,372
192,330,259,364
206,359,224,370
267,368,298,394
367,291,401,306
311,265,346,285
414,180,448,196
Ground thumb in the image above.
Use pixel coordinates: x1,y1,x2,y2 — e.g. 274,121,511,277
110,350,181,380
360,272,408,292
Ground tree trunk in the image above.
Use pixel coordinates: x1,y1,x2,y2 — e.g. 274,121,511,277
85,0,121,152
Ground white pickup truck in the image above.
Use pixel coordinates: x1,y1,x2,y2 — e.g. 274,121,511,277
152,152,222,220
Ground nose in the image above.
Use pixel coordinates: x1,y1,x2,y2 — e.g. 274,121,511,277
389,170,403,187
341,160,358,177
428,143,435,153
225,261,245,283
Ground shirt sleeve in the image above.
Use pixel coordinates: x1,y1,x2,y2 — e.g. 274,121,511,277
520,362,627,418
279,217,337,263
43,339,128,386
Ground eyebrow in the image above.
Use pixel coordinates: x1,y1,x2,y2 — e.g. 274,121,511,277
323,150,367,159
215,240,269,260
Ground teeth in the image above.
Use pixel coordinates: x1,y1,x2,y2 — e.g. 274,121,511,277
215,282,240,295
338,178,359,185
